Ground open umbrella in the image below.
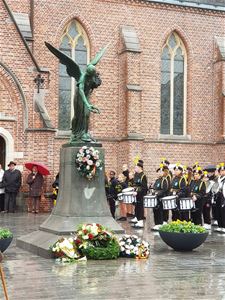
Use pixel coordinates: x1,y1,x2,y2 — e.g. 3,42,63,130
203,164,216,172
25,162,50,175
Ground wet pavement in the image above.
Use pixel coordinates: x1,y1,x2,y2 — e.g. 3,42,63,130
0,212,225,299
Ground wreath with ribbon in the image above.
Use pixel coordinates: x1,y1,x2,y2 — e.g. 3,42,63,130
75,146,103,180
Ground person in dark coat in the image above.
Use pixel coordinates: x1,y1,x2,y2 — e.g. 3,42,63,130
131,160,148,228
2,161,21,213
106,170,118,219
26,165,44,213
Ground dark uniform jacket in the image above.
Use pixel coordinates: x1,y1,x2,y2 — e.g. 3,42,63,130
134,172,148,199
153,176,170,199
106,177,118,200
170,176,187,198
190,179,206,209
27,172,44,197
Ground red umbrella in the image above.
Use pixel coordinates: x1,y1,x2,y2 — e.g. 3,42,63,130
25,162,50,175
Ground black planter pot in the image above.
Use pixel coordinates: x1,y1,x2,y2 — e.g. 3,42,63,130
0,237,13,252
158,231,208,251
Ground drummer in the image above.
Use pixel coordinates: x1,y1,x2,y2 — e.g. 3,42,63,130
126,170,135,218
152,164,170,230
211,165,220,226
215,163,225,233
190,166,206,225
115,173,128,221
130,160,148,228
160,159,172,223
202,170,215,230
170,163,187,221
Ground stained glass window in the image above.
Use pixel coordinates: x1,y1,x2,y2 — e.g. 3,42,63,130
58,21,89,130
160,33,186,136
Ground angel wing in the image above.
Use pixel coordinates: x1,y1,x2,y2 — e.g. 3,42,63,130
89,44,108,66
45,42,82,81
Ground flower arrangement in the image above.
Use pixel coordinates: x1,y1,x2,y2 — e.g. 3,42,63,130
159,220,206,234
119,235,150,259
75,146,103,180
51,237,83,263
74,223,120,260
0,228,13,239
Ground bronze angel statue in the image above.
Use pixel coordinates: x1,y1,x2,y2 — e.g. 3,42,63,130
45,42,107,143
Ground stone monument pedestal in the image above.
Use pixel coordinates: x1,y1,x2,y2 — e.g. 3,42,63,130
17,144,124,258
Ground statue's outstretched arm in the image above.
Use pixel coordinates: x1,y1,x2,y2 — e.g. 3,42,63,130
45,42,82,81
89,45,108,66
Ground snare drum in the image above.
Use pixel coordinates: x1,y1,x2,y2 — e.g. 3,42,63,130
117,193,124,201
179,198,195,210
144,195,158,208
122,192,136,204
161,196,177,210
122,187,134,193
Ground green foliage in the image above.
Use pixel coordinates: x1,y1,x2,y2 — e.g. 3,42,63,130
81,238,120,260
160,220,206,234
0,228,13,239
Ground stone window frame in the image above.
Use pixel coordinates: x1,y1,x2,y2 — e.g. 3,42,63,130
58,20,90,133
160,32,187,139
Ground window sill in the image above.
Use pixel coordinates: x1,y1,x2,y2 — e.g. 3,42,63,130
55,130,71,139
158,134,191,142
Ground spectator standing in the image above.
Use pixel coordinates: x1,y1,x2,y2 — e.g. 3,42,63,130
2,161,21,213
26,165,44,213
0,164,5,211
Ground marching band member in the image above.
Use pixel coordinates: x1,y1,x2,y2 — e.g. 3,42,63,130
161,159,172,223
215,163,225,233
190,167,206,225
152,164,170,230
130,160,148,228
126,170,135,218
170,164,187,221
202,169,217,230
211,165,220,226
116,173,128,221
105,170,118,219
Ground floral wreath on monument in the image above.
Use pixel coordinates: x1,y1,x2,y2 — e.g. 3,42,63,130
50,223,150,262
75,146,103,180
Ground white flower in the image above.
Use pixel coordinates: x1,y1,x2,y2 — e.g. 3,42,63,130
86,166,90,170
121,246,125,252
132,235,138,239
127,239,132,244
87,160,93,165
126,250,130,255
96,161,100,167
120,241,125,246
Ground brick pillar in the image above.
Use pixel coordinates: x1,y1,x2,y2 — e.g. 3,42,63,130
118,26,144,168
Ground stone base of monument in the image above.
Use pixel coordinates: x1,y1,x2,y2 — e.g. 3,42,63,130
17,144,125,258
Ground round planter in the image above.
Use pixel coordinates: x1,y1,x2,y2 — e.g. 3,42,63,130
0,236,13,252
158,231,208,251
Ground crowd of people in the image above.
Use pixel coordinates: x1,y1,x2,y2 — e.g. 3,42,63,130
1,158,225,234
0,161,44,213
105,159,225,232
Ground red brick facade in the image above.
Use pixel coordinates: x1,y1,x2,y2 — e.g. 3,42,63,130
1,0,225,210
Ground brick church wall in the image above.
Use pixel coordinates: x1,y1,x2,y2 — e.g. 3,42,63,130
1,0,225,210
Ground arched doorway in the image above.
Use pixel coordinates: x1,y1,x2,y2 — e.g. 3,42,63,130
0,136,5,169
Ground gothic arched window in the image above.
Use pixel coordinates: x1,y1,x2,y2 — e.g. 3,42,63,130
160,32,187,136
58,20,89,130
